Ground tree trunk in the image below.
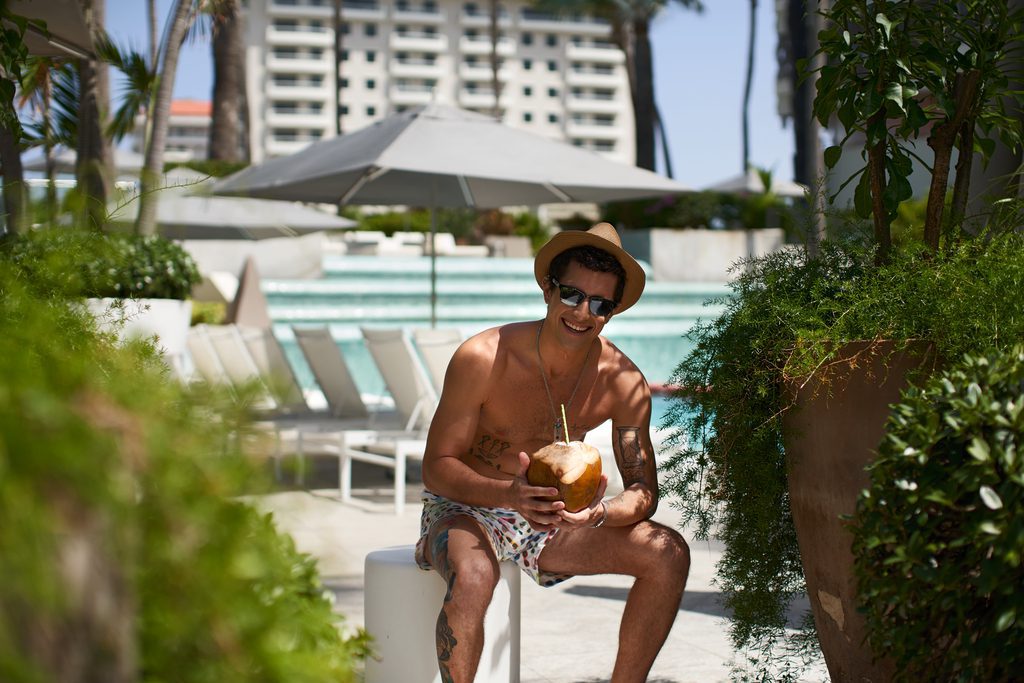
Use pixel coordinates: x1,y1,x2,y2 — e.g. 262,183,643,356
866,112,891,264
655,103,673,178
488,0,503,119
789,0,826,252
632,17,655,171
333,0,343,135
134,0,194,236
742,0,757,172
77,0,113,231
209,0,243,161
0,122,27,235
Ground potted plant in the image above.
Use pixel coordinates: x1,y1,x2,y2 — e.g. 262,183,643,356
661,0,1024,678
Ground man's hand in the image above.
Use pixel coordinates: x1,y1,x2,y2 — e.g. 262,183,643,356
556,473,609,530
510,451,565,531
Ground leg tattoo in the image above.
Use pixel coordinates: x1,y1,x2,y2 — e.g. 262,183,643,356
437,570,458,682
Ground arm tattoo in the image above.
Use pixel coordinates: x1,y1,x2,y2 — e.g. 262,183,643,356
470,433,510,472
615,426,646,486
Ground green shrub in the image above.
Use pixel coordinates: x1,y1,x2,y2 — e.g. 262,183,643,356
0,262,369,681
852,346,1024,681
1,229,201,300
662,230,1024,675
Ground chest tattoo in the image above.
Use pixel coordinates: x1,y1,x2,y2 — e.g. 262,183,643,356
471,434,511,472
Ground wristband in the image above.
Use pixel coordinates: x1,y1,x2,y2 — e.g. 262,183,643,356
592,500,608,528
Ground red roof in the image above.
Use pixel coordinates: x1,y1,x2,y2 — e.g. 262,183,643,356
170,99,212,116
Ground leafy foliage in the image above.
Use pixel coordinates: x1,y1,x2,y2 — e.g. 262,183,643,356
602,188,796,233
852,346,1024,681
0,259,369,682
1,229,201,300
661,231,1024,676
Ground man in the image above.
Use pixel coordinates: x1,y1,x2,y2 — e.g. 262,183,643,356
416,222,691,683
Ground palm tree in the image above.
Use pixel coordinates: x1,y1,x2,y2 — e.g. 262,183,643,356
76,0,113,230
135,0,199,236
209,0,246,161
741,0,757,173
536,0,703,172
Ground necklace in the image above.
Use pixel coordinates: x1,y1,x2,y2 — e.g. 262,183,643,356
535,321,593,443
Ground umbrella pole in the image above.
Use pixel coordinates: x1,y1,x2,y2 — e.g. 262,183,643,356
430,206,437,329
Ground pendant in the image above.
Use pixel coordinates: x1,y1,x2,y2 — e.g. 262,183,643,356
554,418,563,442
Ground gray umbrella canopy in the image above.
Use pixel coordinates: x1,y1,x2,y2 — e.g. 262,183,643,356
704,168,807,198
109,168,356,240
214,103,688,325
214,104,689,206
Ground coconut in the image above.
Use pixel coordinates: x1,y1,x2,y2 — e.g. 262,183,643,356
527,441,602,513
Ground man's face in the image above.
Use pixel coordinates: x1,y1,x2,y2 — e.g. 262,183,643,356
544,260,619,348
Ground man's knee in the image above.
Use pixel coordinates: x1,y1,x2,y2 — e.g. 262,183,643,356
639,522,691,579
447,553,500,603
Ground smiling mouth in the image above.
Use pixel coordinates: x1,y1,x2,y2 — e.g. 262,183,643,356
562,318,590,334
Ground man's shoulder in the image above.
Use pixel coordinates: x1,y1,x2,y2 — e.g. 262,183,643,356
597,336,647,384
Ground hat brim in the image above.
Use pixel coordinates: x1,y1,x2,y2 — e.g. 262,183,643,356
534,230,646,314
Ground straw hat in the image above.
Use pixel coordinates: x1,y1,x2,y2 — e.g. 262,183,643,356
534,222,646,313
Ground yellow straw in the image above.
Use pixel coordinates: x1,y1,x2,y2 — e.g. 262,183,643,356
560,404,570,443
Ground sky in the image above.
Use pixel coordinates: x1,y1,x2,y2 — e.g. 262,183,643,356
105,0,796,188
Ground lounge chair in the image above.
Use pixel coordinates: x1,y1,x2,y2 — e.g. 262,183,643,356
412,327,463,392
324,327,440,514
292,325,371,420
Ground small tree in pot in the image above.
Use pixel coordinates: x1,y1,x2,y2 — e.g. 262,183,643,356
661,0,1024,678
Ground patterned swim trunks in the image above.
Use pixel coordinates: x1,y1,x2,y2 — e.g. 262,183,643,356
414,490,573,587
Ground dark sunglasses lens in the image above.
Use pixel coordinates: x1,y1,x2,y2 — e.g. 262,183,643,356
558,284,585,306
590,299,615,317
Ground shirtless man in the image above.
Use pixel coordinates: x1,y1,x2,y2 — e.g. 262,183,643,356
416,222,691,683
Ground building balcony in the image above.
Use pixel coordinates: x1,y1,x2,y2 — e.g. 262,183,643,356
390,60,444,79
267,56,332,73
460,10,511,28
457,89,511,109
266,26,333,47
389,32,448,52
389,86,435,105
267,110,329,128
458,63,512,82
566,42,623,64
458,36,514,56
392,5,446,23
266,137,317,157
565,96,622,114
267,2,331,19
566,69,618,88
566,121,621,139
266,83,330,100
518,9,609,34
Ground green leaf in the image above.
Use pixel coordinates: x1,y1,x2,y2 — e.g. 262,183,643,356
968,437,991,462
979,485,1003,510
824,145,843,169
996,608,1016,632
980,521,1001,535
876,13,893,41
854,166,873,218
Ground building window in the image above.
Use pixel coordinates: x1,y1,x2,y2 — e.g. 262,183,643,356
341,22,350,34
522,32,533,45
523,58,532,70
523,112,533,122
463,2,479,15
367,106,376,116
546,33,557,47
341,49,349,61
310,47,323,58
341,77,349,88
367,78,376,89
523,85,532,96
548,113,559,123
547,60,557,72
548,87,558,97
365,23,377,36
341,104,349,115
367,50,377,62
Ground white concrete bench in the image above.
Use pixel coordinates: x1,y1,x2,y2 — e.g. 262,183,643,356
364,545,521,682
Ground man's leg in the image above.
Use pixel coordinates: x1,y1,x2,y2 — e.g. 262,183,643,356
422,514,500,683
539,520,690,683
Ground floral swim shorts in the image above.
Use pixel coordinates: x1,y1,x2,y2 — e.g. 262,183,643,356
414,490,573,587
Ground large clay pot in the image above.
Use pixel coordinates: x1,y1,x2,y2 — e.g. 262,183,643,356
782,340,938,682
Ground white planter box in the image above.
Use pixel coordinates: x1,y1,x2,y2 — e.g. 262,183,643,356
620,228,786,282
87,297,192,370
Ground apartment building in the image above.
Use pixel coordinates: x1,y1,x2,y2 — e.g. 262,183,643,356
242,0,634,166
130,99,212,161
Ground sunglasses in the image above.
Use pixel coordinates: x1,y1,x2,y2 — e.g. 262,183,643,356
550,277,617,318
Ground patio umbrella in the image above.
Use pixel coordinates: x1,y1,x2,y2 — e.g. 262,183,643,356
214,103,689,324
703,168,807,198
109,168,356,240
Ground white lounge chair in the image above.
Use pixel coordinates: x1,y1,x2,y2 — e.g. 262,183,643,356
412,327,463,392
292,326,371,420
323,327,440,514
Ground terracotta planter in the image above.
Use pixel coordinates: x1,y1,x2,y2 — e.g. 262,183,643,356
782,340,938,682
